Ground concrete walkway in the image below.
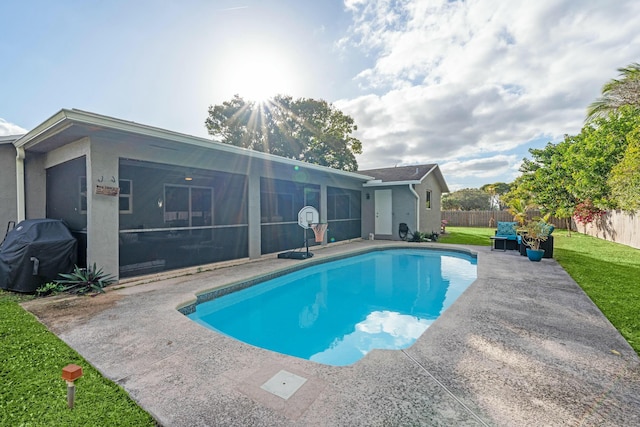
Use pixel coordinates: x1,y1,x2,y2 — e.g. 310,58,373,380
23,241,640,426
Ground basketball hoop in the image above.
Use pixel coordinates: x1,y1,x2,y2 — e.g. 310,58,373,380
310,223,328,243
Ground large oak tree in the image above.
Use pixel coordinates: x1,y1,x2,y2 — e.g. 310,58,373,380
205,95,363,172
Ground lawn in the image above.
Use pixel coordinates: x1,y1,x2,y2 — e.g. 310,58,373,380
439,226,640,355
0,291,156,426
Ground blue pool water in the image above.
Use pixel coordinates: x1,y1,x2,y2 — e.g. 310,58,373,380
188,248,477,366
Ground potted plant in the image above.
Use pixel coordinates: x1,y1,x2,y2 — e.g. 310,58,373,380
520,221,551,262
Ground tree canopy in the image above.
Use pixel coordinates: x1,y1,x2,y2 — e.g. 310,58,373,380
205,95,363,172
608,126,640,211
512,139,577,224
480,182,510,210
507,106,640,223
442,188,490,210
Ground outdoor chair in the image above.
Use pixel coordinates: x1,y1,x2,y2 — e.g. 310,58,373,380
493,221,519,250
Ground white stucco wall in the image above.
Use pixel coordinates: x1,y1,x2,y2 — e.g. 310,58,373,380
86,138,120,279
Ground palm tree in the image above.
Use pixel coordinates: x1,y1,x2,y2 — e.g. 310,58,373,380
586,63,640,122
507,199,529,226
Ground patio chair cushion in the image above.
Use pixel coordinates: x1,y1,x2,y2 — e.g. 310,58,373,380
496,221,518,240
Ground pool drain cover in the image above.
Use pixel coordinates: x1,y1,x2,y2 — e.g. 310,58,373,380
260,370,307,400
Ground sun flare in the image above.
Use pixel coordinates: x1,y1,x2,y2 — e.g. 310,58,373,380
220,46,299,103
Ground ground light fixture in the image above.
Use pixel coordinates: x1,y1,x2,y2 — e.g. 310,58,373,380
61,364,83,408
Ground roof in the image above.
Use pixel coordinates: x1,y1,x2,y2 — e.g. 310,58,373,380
0,135,23,144
360,164,450,193
12,109,375,182
360,164,436,182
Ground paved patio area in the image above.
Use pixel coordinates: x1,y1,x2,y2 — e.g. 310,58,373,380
23,241,640,426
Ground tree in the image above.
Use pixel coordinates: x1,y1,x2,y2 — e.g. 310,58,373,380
205,95,363,171
506,198,530,226
512,140,576,230
480,182,510,210
608,127,640,211
565,106,640,208
441,188,490,211
586,62,640,123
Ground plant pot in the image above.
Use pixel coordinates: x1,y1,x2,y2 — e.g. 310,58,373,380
526,248,545,262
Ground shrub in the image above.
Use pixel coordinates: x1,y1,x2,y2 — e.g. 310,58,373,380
55,263,116,295
35,282,65,297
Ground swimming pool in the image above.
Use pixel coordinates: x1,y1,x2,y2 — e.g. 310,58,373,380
187,248,477,366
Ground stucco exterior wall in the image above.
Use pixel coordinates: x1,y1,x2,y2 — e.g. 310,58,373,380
393,186,418,239
362,185,418,241
415,172,443,234
24,152,46,219
86,138,120,279
0,143,17,230
361,190,374,239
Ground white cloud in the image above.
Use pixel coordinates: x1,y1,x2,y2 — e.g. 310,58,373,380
338,0,640,184
0,118,27,136
440,154,520,186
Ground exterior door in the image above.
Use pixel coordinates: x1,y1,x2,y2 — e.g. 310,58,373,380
374,189,392,236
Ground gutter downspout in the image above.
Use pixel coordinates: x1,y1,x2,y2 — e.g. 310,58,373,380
409,184,420,231
15,146,25,222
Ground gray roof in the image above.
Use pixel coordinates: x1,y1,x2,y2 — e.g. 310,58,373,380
359,164,437,183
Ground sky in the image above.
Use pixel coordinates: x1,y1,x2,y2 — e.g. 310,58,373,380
2,0,639,190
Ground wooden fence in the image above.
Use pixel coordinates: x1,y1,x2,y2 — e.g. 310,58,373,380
442,210,569,229
580,210,640,250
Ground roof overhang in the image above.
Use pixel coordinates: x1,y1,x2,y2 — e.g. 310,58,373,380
0,135,23,144
363,180,422,187
426,164,450,193
13,109,375,182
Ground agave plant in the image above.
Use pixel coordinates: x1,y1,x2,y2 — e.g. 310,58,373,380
55,263,116,295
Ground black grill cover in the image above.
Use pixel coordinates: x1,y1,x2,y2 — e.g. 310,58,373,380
0,219,77,293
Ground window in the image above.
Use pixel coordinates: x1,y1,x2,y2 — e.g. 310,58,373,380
260,191,294,222
119,179,133,214
164,184,213,226
328,194,351,220
304,188,320,210
80,177,133,214
425,190,432,210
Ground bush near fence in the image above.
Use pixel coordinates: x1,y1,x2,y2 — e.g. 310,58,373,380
442,210,568,229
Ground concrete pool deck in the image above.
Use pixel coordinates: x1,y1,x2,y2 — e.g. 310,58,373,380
23,240,640,426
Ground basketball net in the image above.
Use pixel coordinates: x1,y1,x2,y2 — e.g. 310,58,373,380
310,223,328,243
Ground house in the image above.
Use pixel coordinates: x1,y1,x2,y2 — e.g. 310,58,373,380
360,164,449,240
1,109,449,281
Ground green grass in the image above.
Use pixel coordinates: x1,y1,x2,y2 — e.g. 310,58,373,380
440,226,640,355
439,227,495,246
0,291,156,426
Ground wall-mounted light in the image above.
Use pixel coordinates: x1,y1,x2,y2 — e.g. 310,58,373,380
157,198,163,208
184,171,193,181
366,193,370,200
